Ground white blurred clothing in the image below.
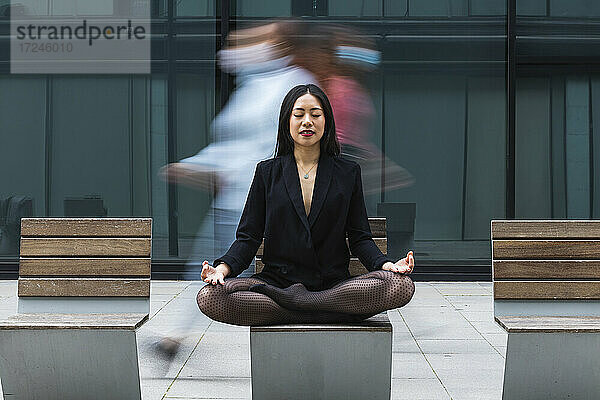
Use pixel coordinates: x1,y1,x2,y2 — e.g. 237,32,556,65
181,60,316,276
180,62,316,212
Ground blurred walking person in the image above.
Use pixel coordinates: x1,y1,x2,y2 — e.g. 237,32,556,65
294,24,414,195
156,21,317,359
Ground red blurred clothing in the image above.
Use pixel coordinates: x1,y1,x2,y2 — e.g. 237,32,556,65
325,76,415,194
325,76,375,148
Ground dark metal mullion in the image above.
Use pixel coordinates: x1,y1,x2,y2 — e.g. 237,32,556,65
461,77,469,240
167,0,178,256
589,76,594,219
380,64,386,204
44,77,52,216
129,78,134,216
147,78,153,215
219,0,231,109
506,0,516,219
563,78,568,217
549,78,554,217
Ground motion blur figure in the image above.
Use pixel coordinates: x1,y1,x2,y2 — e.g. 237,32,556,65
163,22,316,276
295,24,414,195
156,21,316,360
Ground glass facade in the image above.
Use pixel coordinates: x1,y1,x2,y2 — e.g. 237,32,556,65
0,1,596,279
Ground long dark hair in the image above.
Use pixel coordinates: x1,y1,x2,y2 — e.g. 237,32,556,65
274,84,340,157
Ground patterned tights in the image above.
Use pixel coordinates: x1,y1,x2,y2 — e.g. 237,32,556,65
196,270,415,326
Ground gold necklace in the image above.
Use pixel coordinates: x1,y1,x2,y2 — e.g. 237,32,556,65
296,160,318,179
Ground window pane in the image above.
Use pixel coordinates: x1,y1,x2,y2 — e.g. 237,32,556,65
408,0,468,17
550,0,600,17
233,0,291,17
329,0,382,17
176,0,215,17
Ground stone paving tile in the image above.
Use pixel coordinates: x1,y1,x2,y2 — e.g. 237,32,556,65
444,295,493,311
392,332,421,353
151,294,181,302
138,331,206,380
422,345,505,399
179,356,250,378
403,297,452,308
426,351,505,368
150,302,170,318
401,307,483,340
495,346,507,357
435,287,491,296
206,322,249,333
431,282,486,289
417,339,497,354
481,332,508,348
151,286,190,295
177,287,205,299
391,378,451,400
166,377,251,399
201,331,250,345
435,376,503,400
470,319,507,334
458,310,495,322
0,304,16,314
401,304,470,323
392,353,437,379
191,342,250,361
409,324,483,340
141,378,173,400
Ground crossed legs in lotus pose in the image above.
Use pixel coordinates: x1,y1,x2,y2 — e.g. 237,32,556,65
196,270,415,326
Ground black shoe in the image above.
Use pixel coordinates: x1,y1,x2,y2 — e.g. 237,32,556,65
153,337,181,361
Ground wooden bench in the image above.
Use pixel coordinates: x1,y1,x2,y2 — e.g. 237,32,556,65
251,217,392,400
0,218,152,400
492,220,600,399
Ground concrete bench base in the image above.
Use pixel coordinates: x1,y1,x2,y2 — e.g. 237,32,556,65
250,312,392,400
496,316,600,400
0,313,147,400
503,332,600,400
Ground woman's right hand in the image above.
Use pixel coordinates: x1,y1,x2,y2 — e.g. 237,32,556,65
201,260,229,285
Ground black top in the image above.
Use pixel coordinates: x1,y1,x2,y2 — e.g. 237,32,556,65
214,152,392,291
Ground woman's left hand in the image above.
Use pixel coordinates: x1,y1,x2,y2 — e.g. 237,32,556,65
382,251,414,274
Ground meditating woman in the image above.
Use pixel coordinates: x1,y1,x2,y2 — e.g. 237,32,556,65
196,84,415,326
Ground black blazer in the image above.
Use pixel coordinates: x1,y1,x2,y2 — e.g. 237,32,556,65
214,152,392,290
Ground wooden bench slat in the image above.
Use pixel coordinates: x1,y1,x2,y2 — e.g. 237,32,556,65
348,259,370,276
495,315,600,333
0,313,148,330
18,278,150,297
492,220,600,239
256,258,371,277
369,218,386,238
494,281,600,299
20,238,151,257
19,258,151,277
493,240,600,259
256,238,386,258
493,260,600,279
21,218,152,237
